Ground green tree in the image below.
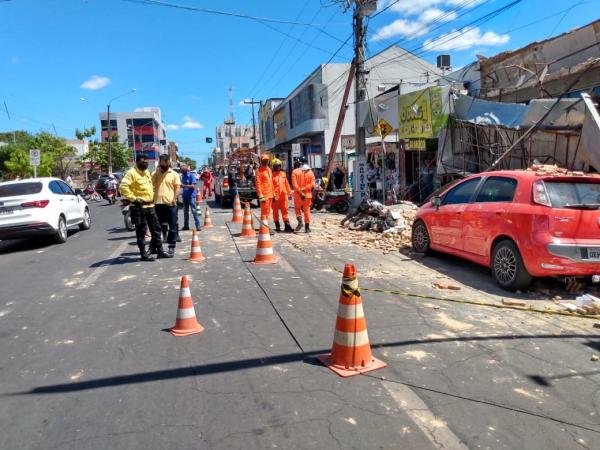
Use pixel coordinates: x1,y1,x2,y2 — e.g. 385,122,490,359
29,132,76,179
75,126,96,141
179,155,197,171
77,135,131,174
4,148,53,178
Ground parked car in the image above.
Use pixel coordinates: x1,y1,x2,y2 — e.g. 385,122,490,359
411,170,600,290
0,178,91,243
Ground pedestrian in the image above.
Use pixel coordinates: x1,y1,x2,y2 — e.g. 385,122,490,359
200,167,213,199
65,175,74,187
227,166,239,199
152,154,180,257
180,164,201,231
256,154,274,220
296,161,316,233
271,158,293,232
332,165,345,190
291,159,304,230
119,154,172,261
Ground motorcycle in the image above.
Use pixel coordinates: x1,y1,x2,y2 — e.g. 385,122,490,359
83,184,102,202
312,186,351,214
121,199,135,231
106,188,117,205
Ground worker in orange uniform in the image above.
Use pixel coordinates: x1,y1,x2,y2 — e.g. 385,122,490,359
291,158,304,231
297,160,316,233
256,154,274,221
271,158,293,232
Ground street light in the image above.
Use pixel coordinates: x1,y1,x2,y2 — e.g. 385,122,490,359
106,88,136,174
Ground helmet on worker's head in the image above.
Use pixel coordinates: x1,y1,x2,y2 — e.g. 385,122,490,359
272,158,282,171
299,156,307,164
293,159,301,168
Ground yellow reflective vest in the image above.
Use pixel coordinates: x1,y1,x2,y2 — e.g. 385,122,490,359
120,167,154,207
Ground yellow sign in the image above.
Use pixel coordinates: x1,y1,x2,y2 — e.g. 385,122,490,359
373,118,393,138
398,87,447,139
408,139,427,151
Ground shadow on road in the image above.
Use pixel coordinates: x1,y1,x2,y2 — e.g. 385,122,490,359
89,255,138,268
410,251,575,300
0,230,81,255
13,333,598,395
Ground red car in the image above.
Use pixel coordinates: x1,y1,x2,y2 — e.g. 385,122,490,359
411,170,600,290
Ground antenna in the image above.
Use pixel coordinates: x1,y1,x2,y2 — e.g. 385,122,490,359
225,86,235,125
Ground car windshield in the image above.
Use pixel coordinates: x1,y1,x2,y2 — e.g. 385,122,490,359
0,182,43,197
544,180,600,208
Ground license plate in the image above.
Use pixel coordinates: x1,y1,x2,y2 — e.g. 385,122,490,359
588,248,600,259
0,207,13,215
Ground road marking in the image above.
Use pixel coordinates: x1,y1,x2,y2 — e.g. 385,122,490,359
77,242,129,290
382,381,468,450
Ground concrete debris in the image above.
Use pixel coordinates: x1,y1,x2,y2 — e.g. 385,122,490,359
591,354,599,361
593,322,600,330
560,294,600,315
502,299,527,307
528,163,597,178
433,283,461,291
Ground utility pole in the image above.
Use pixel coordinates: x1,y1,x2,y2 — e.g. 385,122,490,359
244,98,261,151
351,0,375,206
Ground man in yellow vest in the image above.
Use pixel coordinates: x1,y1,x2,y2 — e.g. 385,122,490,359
120,155,172,261
152,154,181,257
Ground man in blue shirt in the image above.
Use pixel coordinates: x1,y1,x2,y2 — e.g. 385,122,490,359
180,165,201,231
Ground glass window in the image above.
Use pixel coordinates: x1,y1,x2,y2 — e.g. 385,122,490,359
58,181,75,195
544,181,600,208
48,181,63,195
443,177,481,205
476,177,517,203
0,182,42,197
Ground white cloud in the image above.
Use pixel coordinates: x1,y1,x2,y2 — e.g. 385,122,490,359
181,115,203,129
80,75,111,90
166,124,180,131
372,7,456,41
386,0,484,15
423,27,509,51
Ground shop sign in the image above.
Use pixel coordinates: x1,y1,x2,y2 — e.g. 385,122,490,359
408,139,427,151
341,135,355,150
398,87,447,139
291,143,301,157
356,156,367,201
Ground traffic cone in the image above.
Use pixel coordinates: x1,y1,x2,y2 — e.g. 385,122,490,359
317,264,386,377
231,194,244,223
253,216,277,264
203,206,214,229
196,187,202,205
188,230,205,262
170,275,204,337
240,202,256,238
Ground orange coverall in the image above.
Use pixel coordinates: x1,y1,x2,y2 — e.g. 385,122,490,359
272,170,292,223
256,166,274,219
297,169,316,224
291,167,304,220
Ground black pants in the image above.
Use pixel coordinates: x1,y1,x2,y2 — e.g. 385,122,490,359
130,205,163,252
155,204,177,248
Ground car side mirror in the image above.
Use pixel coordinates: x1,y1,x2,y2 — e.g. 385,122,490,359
75,188,84,196
431,196,442,209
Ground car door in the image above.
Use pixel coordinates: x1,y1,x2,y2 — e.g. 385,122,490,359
57,181,81,224
463,176,517,257
429,177,481,250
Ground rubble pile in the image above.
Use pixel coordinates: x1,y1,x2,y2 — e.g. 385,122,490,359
560,294,600,316
528,163,592,177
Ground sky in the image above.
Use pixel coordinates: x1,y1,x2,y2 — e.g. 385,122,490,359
0,0,597,164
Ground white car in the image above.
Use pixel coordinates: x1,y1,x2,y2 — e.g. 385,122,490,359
0,177,91,243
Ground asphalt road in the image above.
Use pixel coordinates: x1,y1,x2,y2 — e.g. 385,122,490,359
1,200,599,449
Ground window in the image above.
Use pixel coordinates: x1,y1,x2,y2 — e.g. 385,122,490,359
544,181,600,208
476,177,517,203
241,143,250,148
58,181,75,195
443,178,481,205
48,181,64,195
0,182,42,197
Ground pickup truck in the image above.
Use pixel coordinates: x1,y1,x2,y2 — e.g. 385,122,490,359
214,166,257,207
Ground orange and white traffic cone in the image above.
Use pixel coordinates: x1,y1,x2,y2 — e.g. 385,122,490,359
196,187,202,205
231,194,244,224
253,216,277,264
240,202,256,238
188,230,205,262
317,264,386,377
203,207,214,229
170,275,204,337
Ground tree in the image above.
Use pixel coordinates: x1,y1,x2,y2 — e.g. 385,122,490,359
179,155,197,171
75,126,96,141
4,148,53,178
77,135,130,174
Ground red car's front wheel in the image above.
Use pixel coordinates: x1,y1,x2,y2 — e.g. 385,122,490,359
411,220,431,254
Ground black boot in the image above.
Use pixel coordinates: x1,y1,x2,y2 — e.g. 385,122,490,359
275,221,281,232
167,246,175,257
284,221,294,233
148,245,157,255
295,217,304,232
157,246,173,259
305,223,311,233
139,246,155,262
